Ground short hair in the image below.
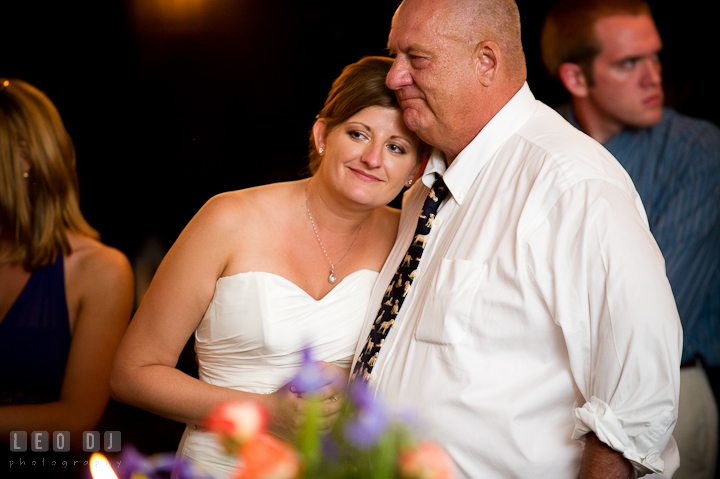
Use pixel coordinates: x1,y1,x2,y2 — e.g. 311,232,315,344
0,78,98,270
307,56,429,175
540,0,652,81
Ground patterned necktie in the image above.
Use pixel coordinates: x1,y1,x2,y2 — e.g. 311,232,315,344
351,176,448,383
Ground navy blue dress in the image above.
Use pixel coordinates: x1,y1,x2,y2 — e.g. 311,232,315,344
0,253,71,405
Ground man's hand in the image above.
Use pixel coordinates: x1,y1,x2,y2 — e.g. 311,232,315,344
579,432,633,479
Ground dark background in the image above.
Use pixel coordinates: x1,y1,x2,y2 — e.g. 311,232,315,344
3,0,717,260
3,0,717,456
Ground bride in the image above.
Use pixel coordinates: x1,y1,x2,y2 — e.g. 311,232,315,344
110,56,426,477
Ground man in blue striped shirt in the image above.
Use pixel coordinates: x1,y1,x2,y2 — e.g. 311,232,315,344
541,1,720,478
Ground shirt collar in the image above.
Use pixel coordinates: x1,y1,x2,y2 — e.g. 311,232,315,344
557,102,666,148
421,83,537,205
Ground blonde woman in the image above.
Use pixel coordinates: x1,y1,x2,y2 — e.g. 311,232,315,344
0,79,134,457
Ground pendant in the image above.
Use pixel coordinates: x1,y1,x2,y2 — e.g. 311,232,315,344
328,272,337,284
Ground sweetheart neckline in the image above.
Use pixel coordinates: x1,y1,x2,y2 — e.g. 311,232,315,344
216,269,379,302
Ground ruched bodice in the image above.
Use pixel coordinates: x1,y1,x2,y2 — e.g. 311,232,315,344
176,269,378,478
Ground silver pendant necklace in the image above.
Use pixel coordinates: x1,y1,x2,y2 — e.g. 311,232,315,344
305,183,364,284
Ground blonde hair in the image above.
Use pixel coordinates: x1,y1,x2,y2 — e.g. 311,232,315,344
0,78,98,270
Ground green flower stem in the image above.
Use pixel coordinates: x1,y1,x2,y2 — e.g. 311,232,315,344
372,429,398,479
297,396,322,476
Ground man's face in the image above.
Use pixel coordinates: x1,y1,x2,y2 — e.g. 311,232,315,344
386,0,480,155
587,14,664,131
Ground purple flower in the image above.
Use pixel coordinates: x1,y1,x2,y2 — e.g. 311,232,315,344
172,457,215,479
287,348,325,395
149,454,180,477
349,381,375,409
116,444,212,479
117,445,148,479
344,383,389,448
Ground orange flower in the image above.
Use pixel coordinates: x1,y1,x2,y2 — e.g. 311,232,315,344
399,441,455,479
235,433,300,479
204,401,268,454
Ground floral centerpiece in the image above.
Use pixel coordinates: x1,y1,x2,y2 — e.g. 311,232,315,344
110,351,454,479
203,350,455,479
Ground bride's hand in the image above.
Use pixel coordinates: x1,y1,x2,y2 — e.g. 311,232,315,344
300,361,347,433
266,362,348,440
303,361,348,400
264,385,308,442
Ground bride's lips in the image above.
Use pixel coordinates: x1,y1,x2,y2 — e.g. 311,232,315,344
349,168,381,182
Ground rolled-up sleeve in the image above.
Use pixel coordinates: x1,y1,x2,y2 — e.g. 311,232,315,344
528,179,682,476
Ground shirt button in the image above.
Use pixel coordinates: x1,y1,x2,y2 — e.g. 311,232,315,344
434,219,443,227
369,373,377,381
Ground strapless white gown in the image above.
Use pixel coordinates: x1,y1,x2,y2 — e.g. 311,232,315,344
176,269,378,478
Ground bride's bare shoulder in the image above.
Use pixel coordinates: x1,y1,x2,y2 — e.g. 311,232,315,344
224,181,303,207
194,180,306,231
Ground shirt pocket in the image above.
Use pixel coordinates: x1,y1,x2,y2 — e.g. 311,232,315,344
414,258,488,345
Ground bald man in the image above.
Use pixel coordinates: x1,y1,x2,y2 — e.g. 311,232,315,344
351,0,681,477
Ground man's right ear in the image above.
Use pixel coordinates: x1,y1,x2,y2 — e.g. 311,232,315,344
558,63,589,98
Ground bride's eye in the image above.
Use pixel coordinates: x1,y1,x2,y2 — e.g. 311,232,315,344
348,130,368,141
387,143,406,154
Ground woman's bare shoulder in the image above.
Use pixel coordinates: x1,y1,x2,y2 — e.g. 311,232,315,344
65,232,133,285
165,181,305,277
64,232,134,324
198,180,305,228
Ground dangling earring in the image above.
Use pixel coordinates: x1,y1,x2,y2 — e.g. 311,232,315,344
318,147,324,154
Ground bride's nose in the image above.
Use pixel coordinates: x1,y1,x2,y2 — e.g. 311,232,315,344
361,143,383,168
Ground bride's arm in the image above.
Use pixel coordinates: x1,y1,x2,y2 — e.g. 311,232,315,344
110,192,340,440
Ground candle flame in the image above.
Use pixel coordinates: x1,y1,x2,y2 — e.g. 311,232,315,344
89,452,119,479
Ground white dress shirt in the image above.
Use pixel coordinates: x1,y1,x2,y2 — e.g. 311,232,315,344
353,84,682,479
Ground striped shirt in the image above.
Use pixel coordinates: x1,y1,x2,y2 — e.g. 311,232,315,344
561,106,720,365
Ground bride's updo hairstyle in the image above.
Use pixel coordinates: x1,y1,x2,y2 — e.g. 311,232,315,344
307,56,428,175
